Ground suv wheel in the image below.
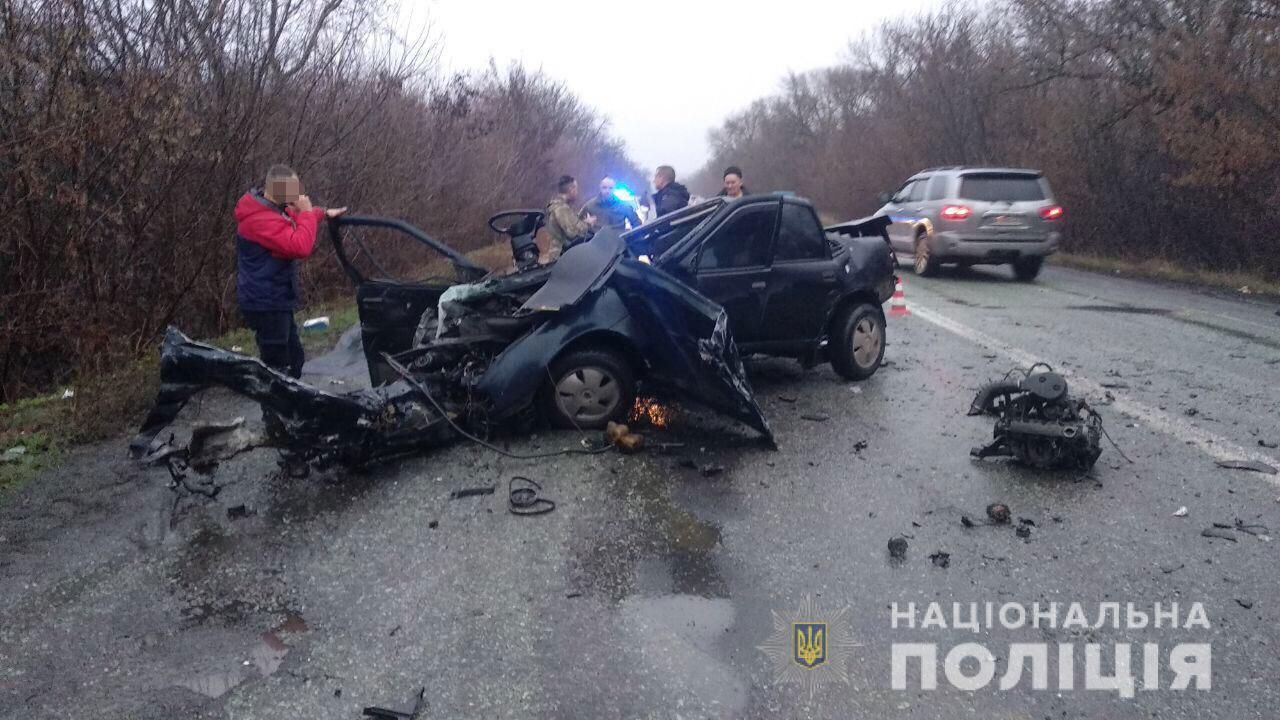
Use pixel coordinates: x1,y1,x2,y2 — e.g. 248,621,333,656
1012,256,1043,282
831,303,886,381
541,348,635,429
913,232,940,277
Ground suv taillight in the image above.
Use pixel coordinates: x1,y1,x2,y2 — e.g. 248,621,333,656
1040,205,1064,220
941,205,972,220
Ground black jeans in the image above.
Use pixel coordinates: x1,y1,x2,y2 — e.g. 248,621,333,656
241,310,304,379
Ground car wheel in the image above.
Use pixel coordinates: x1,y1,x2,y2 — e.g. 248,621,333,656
1013,256,1043,282
542,348,635,429
831,303,886,381
913,232,940,277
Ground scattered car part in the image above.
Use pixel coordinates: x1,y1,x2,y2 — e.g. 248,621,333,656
888,536,908,559
929,551,951,568
986,503,1011,524
968,365,1103,470
363,687,427,720
508,476,555,516
1215,459,1278,475
1201,527,1238,542
450,485,496,500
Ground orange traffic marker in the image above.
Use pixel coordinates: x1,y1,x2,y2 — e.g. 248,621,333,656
889,276,910,317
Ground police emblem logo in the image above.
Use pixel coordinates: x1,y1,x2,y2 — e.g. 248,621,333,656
759,595,859,699
794,622,827,668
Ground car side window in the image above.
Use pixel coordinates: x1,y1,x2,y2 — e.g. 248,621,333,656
698,204,777,271
907,179,927,202
774,203,828,262
925,175,948,201
891,181,915,203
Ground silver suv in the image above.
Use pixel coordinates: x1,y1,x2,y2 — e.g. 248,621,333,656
877,167,1064,281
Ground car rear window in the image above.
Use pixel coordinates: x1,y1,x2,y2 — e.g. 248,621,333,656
958,174,1046,202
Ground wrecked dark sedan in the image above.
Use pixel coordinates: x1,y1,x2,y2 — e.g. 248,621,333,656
130,214,774,467
625,194,896,380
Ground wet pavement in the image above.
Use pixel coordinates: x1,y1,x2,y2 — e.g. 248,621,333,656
2,265,1279,719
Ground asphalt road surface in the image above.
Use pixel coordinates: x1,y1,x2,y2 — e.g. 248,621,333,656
2,263,1279,719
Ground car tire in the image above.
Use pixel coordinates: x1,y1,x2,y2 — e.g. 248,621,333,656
541,348,635,430
913,232,940,277
831,303,886,381
1013,256,1043,282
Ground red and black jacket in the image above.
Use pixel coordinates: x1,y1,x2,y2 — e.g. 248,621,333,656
234,188,323,312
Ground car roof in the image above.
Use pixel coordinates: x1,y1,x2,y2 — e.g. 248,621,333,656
912,166,1042,179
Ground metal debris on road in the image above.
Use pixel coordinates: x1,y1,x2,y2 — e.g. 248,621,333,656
969,365,1104,470
1259,440,1278,449
1016,525,1032,539
928,551,951,568
987,503,1011,524
508,476,555,516
1236,599,1255,610
1201,527,1239,542
362,687,427,720
450,484,496,500
1173,506,1189,517
1215,459,1279,475
888,536,908,559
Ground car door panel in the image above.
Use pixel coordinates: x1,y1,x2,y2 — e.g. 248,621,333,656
357,281,450,386
691,200,781,346
327,215,488,386
761,202,839,346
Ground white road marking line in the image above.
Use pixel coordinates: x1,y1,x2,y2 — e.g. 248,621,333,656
907,301,1280,484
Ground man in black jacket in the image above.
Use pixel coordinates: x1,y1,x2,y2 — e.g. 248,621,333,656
650,165,690,219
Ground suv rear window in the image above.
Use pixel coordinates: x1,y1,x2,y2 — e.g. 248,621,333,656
958,174,1046,202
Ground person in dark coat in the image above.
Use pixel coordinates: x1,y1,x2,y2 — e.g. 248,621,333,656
650,165,691,219
580,176,641,231
234,164,346,378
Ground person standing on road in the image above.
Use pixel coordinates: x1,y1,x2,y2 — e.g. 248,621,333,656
235,164,346,379
650,165,691,219
545,175,596,261
580,176,641,231
717,166,749,199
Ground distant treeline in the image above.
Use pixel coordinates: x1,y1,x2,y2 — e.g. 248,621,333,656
0,0,644,401
691,0,1280,276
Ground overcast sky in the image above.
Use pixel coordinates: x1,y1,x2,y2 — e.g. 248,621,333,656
407,0,942,179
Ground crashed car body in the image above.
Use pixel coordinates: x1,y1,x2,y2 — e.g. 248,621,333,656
626,194,896,380
130,218,774,467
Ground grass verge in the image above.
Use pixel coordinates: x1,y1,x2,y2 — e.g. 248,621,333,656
0,300,361,495
1050,253,1280,298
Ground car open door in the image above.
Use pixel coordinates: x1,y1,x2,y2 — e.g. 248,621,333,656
328,216,488,386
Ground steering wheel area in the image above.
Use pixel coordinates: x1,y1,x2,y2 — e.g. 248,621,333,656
488,210,545,237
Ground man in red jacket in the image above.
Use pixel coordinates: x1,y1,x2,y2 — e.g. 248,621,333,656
235,165,346,378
